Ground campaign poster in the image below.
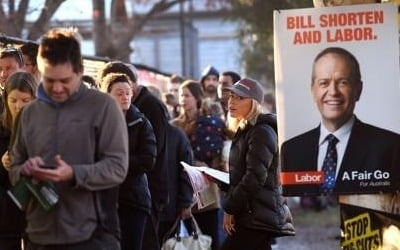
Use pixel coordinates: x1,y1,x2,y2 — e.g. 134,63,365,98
274,4,400,196
340,203,400,249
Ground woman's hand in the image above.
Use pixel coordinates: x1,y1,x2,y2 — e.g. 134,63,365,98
194,160,207,167
1,151,11,171
180,207,192,220
223,212,236,236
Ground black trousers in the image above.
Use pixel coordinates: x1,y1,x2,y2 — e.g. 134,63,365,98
220,225,272,250
193,208,220,250
0,237,22,250
142,206,161,250
118,205,147,250
25,229,120,250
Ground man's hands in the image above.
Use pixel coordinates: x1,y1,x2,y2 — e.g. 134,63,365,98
223,212,236,236
21,154,74,182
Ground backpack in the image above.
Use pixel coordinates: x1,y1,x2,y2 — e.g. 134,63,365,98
190,115,225,164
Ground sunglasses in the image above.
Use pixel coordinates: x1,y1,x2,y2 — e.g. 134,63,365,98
0,44,24,66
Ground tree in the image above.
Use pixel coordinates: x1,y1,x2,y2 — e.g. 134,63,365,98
228,0,313,88
93,0,187,61
0,0,187,62
0,0,67,40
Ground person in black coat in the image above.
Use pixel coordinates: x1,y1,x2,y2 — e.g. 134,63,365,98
217,78,294,250
158,123,194,244
97,62,169,250
101,73,157,250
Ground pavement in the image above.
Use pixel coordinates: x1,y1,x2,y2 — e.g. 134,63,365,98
276,204,341,250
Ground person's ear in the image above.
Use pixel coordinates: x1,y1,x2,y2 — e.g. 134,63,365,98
355,81,363,101
78,65,84,75
311,81,317,102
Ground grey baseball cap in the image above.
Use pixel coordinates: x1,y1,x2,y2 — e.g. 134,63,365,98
224,77,264,104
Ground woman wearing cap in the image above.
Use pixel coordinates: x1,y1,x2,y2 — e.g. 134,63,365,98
218,78,295,250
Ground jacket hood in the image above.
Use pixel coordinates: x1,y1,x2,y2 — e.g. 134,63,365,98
200,65,219,84
37,83,87,107
256,113,277,133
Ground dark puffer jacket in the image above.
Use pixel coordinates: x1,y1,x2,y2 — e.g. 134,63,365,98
223,113,295,237
0,125,25,238
118,105,156,213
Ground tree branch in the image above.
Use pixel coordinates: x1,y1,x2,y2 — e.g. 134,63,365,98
15,0,29,31
9,0,15,15
0,1,7,26
92,0,111,57
133,0,183,29
116,0,186,56
27,0,67,40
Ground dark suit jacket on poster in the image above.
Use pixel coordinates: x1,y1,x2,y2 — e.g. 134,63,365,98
281,118,400,196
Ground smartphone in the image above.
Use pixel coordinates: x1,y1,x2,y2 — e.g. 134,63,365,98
39,165,56,170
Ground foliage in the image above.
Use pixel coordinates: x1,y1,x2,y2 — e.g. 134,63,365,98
0,0,187,61
0,0,67,40
228,0,313,88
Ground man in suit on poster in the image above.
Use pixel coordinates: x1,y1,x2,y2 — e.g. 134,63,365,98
281,47,400,196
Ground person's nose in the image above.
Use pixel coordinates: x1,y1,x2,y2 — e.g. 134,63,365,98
228,96,235,106
327,81,339,95
180,96,187,103
15,101,23,112
52,82,63,93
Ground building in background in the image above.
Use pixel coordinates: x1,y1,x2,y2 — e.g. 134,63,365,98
132,1,242,79
24,0,242,81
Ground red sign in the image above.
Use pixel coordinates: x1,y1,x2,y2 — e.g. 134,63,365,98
281,171,325,185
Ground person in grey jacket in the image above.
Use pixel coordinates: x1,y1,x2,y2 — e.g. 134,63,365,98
218,78,295,250
8,28,128,250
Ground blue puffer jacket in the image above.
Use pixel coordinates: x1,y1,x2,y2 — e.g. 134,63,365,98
223,113,295,237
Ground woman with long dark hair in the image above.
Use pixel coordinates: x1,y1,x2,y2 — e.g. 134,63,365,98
171,80,226,250
0,72,36,250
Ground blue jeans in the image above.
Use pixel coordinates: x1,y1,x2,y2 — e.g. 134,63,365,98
118,205,147,250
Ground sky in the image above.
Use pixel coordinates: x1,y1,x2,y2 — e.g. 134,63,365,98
26,0,104,21
25,0,220,21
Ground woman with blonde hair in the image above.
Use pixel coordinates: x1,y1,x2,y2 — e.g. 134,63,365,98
217,78,295,250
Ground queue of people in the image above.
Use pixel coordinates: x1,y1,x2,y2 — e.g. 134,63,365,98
0,27,294,250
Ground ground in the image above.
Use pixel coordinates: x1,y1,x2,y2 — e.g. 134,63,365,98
276,205,341,250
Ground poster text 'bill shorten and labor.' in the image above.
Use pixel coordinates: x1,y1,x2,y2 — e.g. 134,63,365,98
286,11,384,44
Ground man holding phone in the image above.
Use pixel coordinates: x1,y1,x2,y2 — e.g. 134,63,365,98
8,28,128,250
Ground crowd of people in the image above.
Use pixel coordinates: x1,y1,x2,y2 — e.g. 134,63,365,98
0,27,293,250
